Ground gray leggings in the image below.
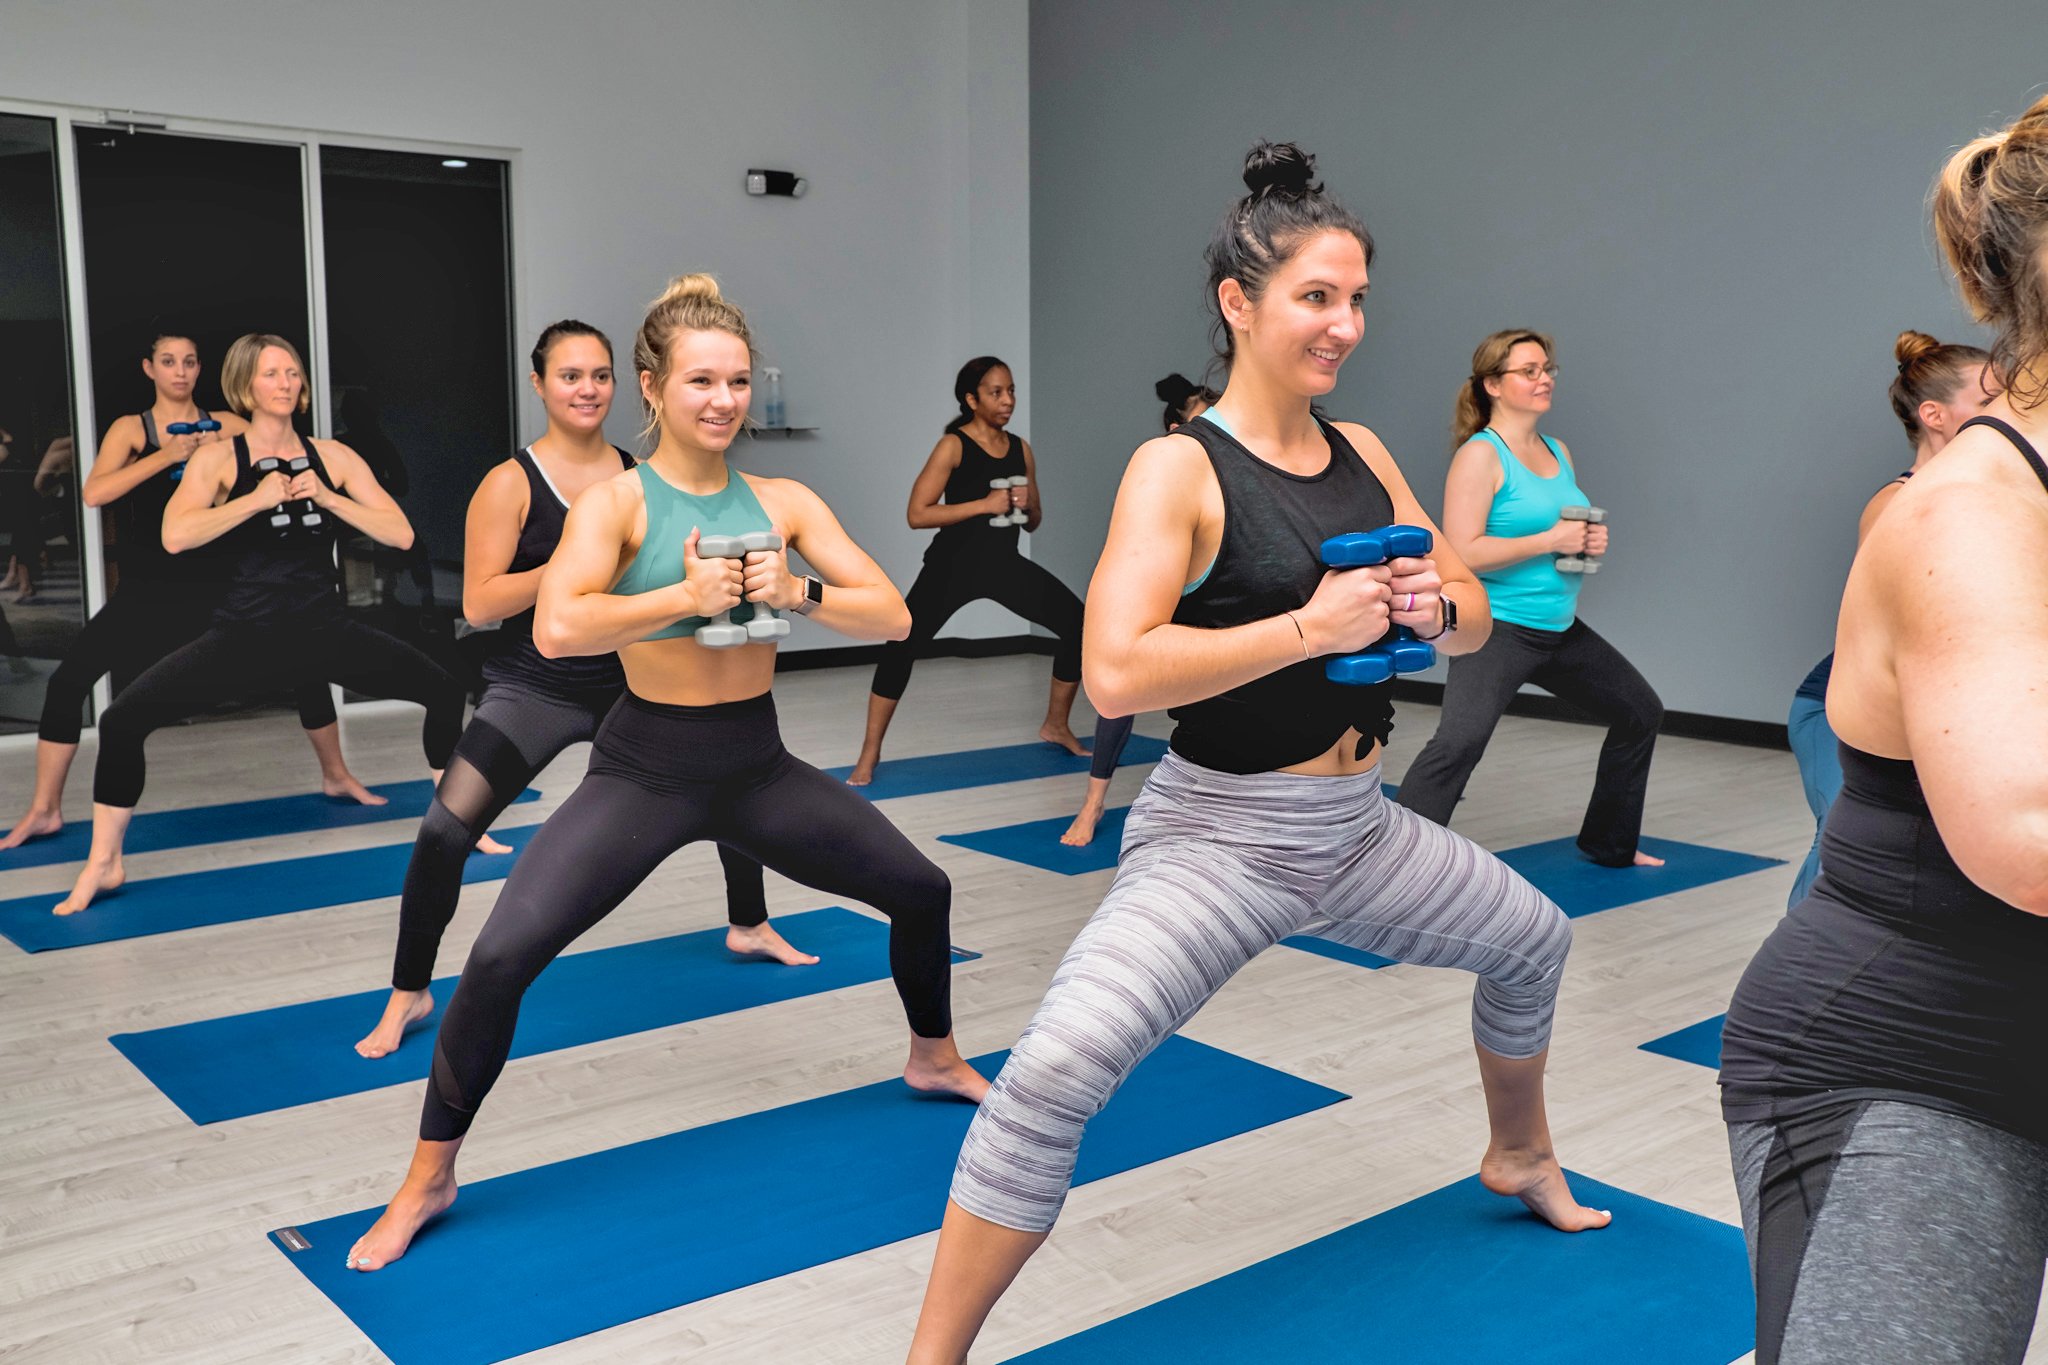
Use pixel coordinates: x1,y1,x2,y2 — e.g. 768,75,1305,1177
951,751,1573,1232
1729,1100,2048,1364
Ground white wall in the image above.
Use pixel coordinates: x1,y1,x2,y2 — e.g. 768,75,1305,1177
0,0,1033,650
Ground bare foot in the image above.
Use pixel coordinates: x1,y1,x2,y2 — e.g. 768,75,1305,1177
1061,802,1106,847
726,922,820,965
1479,1146,1612,1232
1039,723,1087,757
0,808,62,851
346,1174,457,1272
846,757,878,787
474,833,513,855
322,775,389,807
355,988,435,1059
905,1054,990,1104
53,857,123,915
1633,850,1665,867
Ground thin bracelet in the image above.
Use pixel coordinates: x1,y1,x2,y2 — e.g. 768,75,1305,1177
1283,610,1310,659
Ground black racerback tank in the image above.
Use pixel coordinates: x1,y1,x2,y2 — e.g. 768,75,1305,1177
482,445,635,696
927,427,1023,559
212,433,342,625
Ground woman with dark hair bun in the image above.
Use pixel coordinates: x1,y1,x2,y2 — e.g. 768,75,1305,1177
909,141,1604,1363
847,356,1088,785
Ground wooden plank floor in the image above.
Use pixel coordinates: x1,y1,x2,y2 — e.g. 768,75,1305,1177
1,653,2039,1363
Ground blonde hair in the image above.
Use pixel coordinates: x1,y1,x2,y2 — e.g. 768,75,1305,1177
634,274,755,441
220,333,311,418
1932,93,2048,409
1452,329,1554,449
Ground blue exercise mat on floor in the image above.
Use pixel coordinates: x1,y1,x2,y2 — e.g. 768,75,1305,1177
269,1035,1347,1365
1278,937,1396,970
0,825,541,954
1642,1014,1726,1071
112,906,979,1124
0,779,536,872
940,807,1133,874
824,734,1168,801
1014,1171,1754,1363
1494,836,1781,919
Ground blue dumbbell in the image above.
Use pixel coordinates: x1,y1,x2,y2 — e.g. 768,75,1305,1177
164,419,220,481
1319,524,1438,685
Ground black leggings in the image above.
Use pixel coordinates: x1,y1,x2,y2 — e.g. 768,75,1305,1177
421,690,953,1140
39,583,335,745
93,618,464,809
870,547,1083,701
390,682,770,990
1088,714,1135,781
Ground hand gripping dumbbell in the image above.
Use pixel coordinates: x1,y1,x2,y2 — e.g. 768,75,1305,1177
1555,506,1606,574
164,419,221,481
693,532,794,648
988,476,1029,527
1319,524,1439,686
252,453,325,535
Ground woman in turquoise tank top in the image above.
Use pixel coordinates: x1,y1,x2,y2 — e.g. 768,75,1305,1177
1394,330,1666,868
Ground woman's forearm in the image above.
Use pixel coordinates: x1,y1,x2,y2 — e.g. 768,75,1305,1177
320,494,413,550
1088,615,1305,718
908,500,997,530
463,566,546,628
164,491,270,553
801,582,911,642
536,583,700,658
1453,531,1553,575
84,449,180,508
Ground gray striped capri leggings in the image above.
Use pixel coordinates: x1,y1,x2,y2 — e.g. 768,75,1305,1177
950,750,1573,1232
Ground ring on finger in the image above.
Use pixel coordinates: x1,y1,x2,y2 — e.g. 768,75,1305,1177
1404,592,1416,612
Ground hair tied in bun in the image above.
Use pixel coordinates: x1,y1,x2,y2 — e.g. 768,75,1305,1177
1242,140,1320,202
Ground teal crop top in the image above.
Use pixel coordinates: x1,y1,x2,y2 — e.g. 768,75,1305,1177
1469,427,1588,633
611,462,779,641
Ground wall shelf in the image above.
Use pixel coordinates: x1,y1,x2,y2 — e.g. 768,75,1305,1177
750,426,818,437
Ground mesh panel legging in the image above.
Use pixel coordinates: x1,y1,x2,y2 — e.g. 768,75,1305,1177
93,619,463,808
869,545,1083,700
951,751,1572,1233
390,682,769,990
420,690,953,1141
40,583,335,744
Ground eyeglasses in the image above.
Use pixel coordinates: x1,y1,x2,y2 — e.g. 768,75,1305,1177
1494,363,1560,382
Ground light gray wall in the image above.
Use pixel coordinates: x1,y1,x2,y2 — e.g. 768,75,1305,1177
0,0,1032,650
1029,0,2044,722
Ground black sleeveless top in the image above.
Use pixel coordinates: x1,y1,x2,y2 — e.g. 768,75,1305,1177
481,445,635,696
1167,414,1398,774
927,427,1022,559
1722,417,2048,1141
120,412,209,586
212,434,343,625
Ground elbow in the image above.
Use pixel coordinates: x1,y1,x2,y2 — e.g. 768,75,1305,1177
390,524,416,552
532,617,569,659
161,528,192,555
880,604,912,641
1084,664,1136,721
82,484,111,509
460,592,497,631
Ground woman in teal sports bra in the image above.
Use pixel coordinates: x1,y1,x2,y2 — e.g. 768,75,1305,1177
1394,329,1666,868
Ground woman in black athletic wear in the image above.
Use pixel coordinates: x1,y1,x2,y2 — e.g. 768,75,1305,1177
1,331,375,853
345,275,985,1272
847,357,1087,785
354,320,814,1059
1721,94,2048,1365
52,333,466,915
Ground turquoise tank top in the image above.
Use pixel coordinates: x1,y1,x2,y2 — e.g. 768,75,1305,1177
611,462,778,641
1470,427,1587,632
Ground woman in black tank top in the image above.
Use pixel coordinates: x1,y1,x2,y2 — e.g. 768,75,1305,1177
1,330,370,856
846,356,1088,785
1721,97,2048,1364
51,333,466,916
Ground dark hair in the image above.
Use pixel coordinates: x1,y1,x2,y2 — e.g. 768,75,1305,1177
531,318,613,377
142,326,195,359
1888,329,1993,445
946,355,1009,434
1202,141,1374,382
1154,372,1220,432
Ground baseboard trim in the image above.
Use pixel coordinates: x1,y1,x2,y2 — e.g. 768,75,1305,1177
772,635,1056,673
1388,680,1788,750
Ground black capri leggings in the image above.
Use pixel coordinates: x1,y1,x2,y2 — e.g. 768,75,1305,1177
390,682,770,990
39,584,335,745
93,618,464,808
420,690,953,1141
870,546,1083,700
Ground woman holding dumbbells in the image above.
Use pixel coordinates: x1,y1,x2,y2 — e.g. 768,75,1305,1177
1393,331,1666,868
345,275,984,1273
354,319,814,1060
911,142,1604,1364
50,332,466,915
846,356,1087,785
1,329,376,854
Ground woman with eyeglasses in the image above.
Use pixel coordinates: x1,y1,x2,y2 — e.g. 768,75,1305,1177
1393,330,1665,868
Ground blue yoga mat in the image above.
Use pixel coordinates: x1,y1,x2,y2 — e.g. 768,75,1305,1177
825,735,1168,802
1494,836,1781,919
1015,1171,1754,1363
1642,1014,1726,1071
112,907,978,1124
1279,937,1396,970
941,807,1133,875
0,780,536,873
0,825,540,954
270,1035,1347,1365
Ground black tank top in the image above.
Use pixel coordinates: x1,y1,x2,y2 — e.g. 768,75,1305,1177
1166,414,1398,773
119,412,211,586
481,445,634,696
212,434,343,625
927,427,1022,559
1721,416,2048,1141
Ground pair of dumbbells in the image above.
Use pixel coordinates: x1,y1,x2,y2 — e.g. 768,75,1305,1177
694,531,793,649
988,476,1029,526
164,419,220,482
253,454,325,536
1319,524,1439,686
1556,505,1606,574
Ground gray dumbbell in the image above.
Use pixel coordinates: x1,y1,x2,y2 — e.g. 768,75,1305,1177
988,475,1029,527
254,455,325,535
694,532,793,648
1556,506,1606,575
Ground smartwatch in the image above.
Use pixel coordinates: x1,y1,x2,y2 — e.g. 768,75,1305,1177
1420,592,1457,641
792,574,824,617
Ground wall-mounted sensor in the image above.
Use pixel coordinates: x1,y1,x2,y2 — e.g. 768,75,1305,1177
746,169,807,198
